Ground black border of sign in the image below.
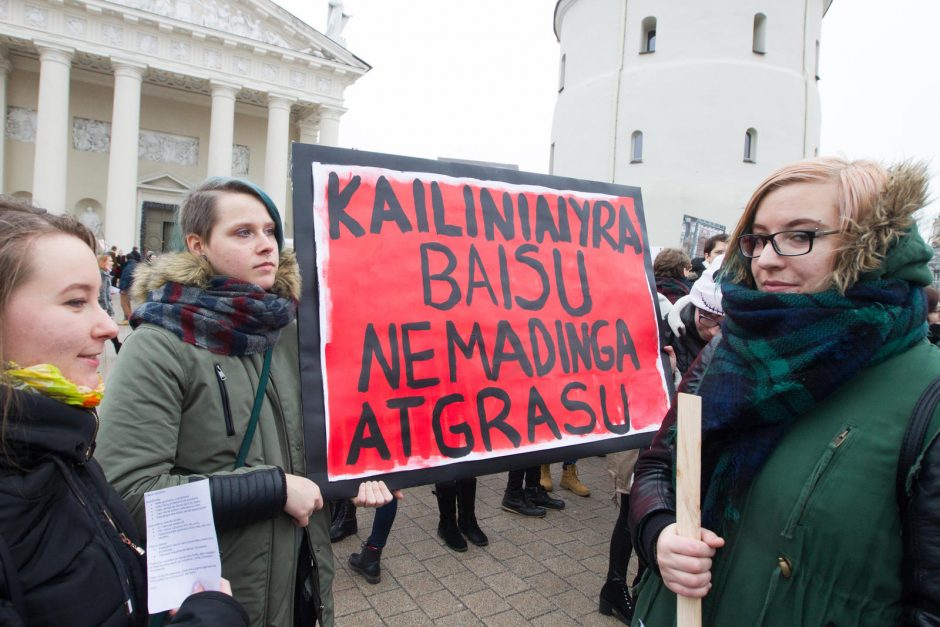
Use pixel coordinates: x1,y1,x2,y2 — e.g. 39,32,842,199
291,143,670,498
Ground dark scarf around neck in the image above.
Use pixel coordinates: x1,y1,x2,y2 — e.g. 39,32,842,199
698,279,927,532
132,276,295,356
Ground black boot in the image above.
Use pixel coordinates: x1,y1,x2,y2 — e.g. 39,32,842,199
329,498,357,543
434,482,468,552
501,489,546,517
456,478,488,547
598,493,634,624
525,485,565,510
348,542,382,584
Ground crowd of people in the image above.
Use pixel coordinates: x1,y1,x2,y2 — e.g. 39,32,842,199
2,155,939,627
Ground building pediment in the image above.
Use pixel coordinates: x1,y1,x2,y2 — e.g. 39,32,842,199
138,171,192,192
103,0,364,68
0,0,369,107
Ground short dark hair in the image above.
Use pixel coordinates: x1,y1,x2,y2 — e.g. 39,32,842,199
654,248,692,280
178,177,284,250
704,233,729,256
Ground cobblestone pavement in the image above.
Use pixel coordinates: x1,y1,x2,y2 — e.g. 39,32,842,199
331,458,635,626
102,324,635,626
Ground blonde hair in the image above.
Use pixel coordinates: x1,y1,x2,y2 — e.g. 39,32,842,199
723,157,889,292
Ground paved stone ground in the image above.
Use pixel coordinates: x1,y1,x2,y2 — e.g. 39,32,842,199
102,324,635,626
331,459,635,626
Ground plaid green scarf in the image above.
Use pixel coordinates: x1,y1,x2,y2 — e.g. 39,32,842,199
699,279,927,531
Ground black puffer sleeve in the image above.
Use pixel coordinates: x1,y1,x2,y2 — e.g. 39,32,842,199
200,467,287,533
629,335,720,573
902,434,940,626
167,591,249,626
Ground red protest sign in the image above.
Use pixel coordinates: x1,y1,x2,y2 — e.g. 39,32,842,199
293,146,670,495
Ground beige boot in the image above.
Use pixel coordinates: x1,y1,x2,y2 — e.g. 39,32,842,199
540,464,553,491
560,463,590,497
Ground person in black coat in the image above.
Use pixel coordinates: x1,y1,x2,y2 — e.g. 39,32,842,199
0,197,247,626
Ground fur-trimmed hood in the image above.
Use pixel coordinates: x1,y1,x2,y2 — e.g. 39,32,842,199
834,161,934,290
131,249,301,302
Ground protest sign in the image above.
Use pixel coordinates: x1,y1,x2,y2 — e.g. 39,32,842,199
292,144,671,497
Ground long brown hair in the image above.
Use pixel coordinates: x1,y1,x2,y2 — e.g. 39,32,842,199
0,197,96,445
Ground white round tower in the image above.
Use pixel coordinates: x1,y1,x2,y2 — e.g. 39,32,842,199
551,0,831,250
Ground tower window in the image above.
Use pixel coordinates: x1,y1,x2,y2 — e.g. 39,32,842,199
631,131,644,163
641,17,657,54
558,53,566,92
753,13,767,54
815,40,820,80
744,128,757,163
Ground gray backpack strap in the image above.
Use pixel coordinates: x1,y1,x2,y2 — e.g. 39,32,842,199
896,375,940,513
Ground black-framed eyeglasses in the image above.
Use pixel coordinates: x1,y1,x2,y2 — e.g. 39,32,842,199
696,309,723,328
737,229,840,258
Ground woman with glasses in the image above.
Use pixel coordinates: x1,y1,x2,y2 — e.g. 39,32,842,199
628,158,940,626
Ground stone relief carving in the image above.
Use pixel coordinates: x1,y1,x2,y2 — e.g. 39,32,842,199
73,117,111,153
24,5,49,28
138,33,159,55
6,107,37,143
0,0,8,21
233,56,250,75
317,76,332,93
102,24,124,46
107,0,290,48
138,129,199,166
138,33,158,55
290,70,305,88
262,63,278,81
203,48,222,70
148,69,206,93
232,144,250,176
170,40,191,62
66,16,87,37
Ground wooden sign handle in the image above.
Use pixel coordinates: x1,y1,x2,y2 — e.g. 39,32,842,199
676,392,702,627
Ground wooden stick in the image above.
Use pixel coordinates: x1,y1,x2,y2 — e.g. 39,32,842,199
676,392,703,627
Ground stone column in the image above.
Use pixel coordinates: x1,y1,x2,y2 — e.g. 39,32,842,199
0,54,11,192
263,94,293,215
32,43,74,213
206,81,239,177
317,106,345,147
105,60,145,250
297,111,319,145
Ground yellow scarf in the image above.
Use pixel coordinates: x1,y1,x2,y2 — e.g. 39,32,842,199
4,363,104,408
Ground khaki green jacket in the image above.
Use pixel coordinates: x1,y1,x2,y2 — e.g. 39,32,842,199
97,252,334,627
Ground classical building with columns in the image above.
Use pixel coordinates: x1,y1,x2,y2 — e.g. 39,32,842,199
0,0,366,251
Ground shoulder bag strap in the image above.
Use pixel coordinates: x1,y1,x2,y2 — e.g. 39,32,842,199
234,347,274,470
896,375,940,513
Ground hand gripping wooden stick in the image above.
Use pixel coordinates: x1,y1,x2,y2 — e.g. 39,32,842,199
676,392,702,627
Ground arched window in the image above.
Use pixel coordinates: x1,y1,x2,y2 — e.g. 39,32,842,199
753,13,767,54
641,17,657,54
631,131,644,163
744,128,757,163
558,53,566,92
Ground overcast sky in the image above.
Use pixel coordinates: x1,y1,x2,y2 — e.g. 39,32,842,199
275,0,940,232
